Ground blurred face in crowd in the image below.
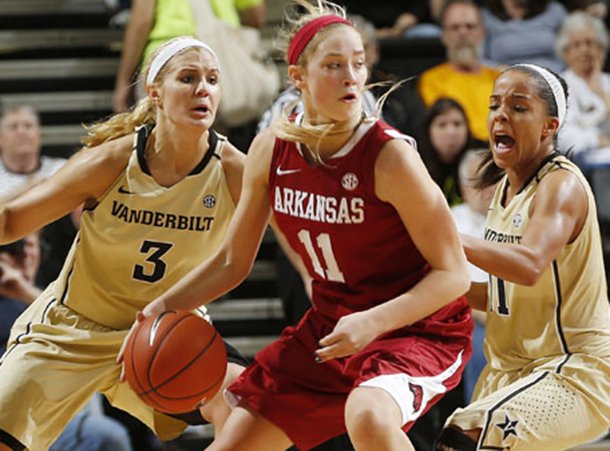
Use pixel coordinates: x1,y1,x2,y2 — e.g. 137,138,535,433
563,27,605,77
430,107,470,163
0,234,41,283
0,107,42,174
442,3,484,69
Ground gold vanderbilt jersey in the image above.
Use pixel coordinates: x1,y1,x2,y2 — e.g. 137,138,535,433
485,153,610,372
52,126,235,329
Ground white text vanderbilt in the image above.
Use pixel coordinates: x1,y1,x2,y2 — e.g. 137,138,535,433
273,187,365,224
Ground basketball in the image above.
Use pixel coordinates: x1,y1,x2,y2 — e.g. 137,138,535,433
123,309,227,414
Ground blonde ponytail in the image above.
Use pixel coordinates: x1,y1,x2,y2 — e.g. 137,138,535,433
82,97,156,148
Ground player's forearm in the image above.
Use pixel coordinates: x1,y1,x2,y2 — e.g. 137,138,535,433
145,250,251,316
462,234,546,286
367,266,470,334
115,11,153,87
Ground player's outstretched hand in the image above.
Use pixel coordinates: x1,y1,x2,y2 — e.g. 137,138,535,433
315,311,381,363
116,310,146,382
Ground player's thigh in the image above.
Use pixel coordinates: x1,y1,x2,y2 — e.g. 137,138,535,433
200,361,245,428
448,371,608,450
208,405,293,451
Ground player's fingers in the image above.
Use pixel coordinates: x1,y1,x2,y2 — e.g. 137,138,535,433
116,312,144,365
318,331,342,347
119,361,126,383
315,341,347,363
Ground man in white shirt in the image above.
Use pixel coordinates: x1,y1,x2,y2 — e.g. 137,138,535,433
0,105,66,202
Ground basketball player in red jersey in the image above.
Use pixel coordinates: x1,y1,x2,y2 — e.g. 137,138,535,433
129,1,473,449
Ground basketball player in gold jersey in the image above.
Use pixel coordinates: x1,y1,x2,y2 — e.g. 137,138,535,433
435,64,610,450
0,37,246,451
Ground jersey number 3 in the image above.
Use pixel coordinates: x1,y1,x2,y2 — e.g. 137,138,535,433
133,240,173,283
298,230,345,282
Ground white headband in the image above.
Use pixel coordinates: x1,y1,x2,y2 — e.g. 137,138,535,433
146,37,217,85
515,64,567,127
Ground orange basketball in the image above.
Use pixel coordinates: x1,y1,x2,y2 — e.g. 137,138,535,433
123,309,227,414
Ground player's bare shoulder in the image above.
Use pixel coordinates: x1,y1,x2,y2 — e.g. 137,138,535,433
219,140,246,178
375,133,424,182
75,133,133,170
67,133,135,201
245,127,277,181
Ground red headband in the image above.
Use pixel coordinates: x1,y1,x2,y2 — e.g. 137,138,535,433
287,15,352,65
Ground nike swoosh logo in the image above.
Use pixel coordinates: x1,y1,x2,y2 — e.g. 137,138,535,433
276,167,301,176
118,186,135,195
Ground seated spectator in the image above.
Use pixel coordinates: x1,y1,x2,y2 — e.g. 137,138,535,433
0,105,65,203
561,0,608,19
0,234,133,451
335,0,440,39
418,97,475,206
113,0,267,113
556,11,610,164
481,0,567,72
0,105,82,290
418,0,500,142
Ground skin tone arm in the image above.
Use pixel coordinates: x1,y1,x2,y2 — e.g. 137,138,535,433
219,142,247,206
465,281,488,311
461,169,588,286
0,135,133,244
316,139,471,362
140,128,276,317
238,3,267,29
113,0,156,112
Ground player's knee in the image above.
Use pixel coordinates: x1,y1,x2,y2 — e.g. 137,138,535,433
434,426,477,451
345,402,391,445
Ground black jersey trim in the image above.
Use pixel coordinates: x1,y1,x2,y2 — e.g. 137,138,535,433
0,430,26,451
136,124,154,175
552,260,571,359
1,298,58,364
189,129,219,175
517,151,560,195
478,372,549,449
136,126,219,176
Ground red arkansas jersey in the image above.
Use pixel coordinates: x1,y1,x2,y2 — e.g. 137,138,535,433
269,117,469,333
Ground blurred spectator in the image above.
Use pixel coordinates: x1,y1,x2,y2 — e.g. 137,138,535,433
113,0,267,113
257,14,426,136
0,105,65,203
418,0,500,142
0,234,132,451
418,97,475,206
481,0,567,72
450,149,495,403
335,0,441,39
562,0,608,20
0,105,81,289
0,236,42,350
556,11,610,163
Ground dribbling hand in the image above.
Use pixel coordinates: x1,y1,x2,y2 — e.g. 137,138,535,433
116,310,146,382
